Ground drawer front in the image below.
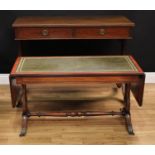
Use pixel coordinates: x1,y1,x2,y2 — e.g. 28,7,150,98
15,27,72,40
75,27,131,39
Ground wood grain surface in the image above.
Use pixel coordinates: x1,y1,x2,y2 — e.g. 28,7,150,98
13,16,135,27
13,16,134,40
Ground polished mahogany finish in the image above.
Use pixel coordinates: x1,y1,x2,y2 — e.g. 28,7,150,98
10,16,142,137
15,27,73,40
13,16,135,40
10,56,145,136
13,16,135,27
74,27,131,39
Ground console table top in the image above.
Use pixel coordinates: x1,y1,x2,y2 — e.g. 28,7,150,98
13,16,135,27
12,56,142,75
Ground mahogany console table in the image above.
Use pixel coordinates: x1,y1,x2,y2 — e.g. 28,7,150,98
12,16,135,55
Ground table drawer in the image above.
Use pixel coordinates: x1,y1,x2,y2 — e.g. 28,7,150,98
15,27,72,40
75,27,131,39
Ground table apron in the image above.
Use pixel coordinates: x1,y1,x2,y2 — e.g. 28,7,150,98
15,75,141,84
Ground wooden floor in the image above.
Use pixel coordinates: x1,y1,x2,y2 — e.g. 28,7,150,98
0,83,154,144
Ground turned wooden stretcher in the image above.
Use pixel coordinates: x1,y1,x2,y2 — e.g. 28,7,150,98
9,55,145,136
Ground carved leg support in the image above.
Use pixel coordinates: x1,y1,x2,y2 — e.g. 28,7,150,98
17,82,134,136
123,83,134,135
19,84,29,136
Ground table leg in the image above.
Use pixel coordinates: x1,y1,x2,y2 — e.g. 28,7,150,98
9,76,16,108
123,83,134,135
19,84,29,137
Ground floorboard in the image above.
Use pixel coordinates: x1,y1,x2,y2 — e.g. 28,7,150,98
0,84,154,144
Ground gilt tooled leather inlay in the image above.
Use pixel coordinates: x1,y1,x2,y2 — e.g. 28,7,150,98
16,56,138,73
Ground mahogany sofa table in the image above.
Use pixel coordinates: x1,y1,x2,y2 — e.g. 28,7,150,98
10,56,145,136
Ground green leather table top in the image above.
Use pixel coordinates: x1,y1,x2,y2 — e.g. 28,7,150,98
15,56,138,73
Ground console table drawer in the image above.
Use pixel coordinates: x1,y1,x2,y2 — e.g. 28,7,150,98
75,27,131,39
15,27,72,40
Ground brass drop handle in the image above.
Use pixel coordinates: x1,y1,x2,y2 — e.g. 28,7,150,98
99,29,105,35
42,29,49,36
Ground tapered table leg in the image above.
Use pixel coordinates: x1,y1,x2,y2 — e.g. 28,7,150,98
19,84,29,136
9,76,16,108
123,83,134,135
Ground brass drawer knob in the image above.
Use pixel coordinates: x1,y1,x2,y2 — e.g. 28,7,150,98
99,29,105,35
42,29,49,36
